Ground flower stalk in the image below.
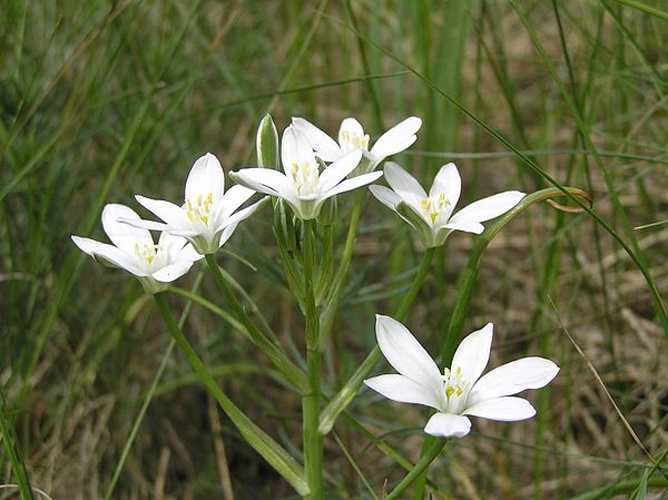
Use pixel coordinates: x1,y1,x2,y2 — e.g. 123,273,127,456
301,219,324,498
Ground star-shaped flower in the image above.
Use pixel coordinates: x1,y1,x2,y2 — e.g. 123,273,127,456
126,153,265,255
72,204,201,294
364,315,559,438
370,162,525,247
291,116,421,173
230,125,382,220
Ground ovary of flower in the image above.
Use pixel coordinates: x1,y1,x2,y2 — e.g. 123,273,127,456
370,162,525,248
71,204,201,294
364,315,559,439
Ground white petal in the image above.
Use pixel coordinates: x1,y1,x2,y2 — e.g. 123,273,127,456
450,323,493,385
323,170,382,199
464,396,536,422
370,117,422,160
212,184,255,223
383,162,427,198
185,153,224,203
471,357,559,400
101,204,152,252
135,195,190,229
281,126,317,174
339,118,366,153
152,261,194,282
159,232,202,263
218,197,266,232
450,191,525,225
369,185,402,210
429,163,461,210
230,169,299,206
442,220,485,235
364,374,443,410
317,150,363,192
120,217,170,232
216,222,239,249
424,412,472,438
291,117,342,162
71,236,146,276
374,315,445,407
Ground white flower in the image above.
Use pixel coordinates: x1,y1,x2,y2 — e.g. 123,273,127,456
364,315,559,438
127,153,265,255
72,204,202,294
230,125,382,220
291,116,421,173
369,162,525,248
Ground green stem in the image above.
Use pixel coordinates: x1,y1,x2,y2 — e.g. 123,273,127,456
153,293,308,497
385,438,449,500
302,220,324,499
204,254,308,394
318,247,435,435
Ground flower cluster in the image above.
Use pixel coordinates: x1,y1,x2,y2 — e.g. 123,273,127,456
72,112,558,440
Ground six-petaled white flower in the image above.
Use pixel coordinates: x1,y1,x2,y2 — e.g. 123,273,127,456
364,315,559,438
126,153,265,255
230,125,382,220
292,116,421,174
72,204,202,294
369,162,525,248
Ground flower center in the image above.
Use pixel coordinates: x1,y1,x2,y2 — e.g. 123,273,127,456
441,366,470,414
186,192,214,224
340,129,370,152
420,193,451,224
290,160,319,195
134,242,159,267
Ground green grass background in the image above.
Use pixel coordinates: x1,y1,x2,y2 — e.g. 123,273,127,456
2,0,668,498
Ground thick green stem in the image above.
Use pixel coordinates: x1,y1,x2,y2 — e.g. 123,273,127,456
319,247,435,434
203,254,308,394
153,293,308,496
301,219,324,499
